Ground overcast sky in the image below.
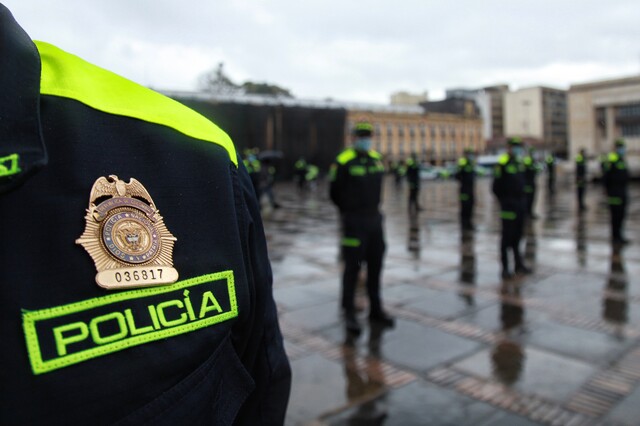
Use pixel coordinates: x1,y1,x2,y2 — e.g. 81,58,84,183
4,0,640,103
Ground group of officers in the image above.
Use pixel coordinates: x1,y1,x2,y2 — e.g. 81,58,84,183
328,121,631,332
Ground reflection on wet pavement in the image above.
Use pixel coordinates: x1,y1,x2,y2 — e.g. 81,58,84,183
263,177,640,425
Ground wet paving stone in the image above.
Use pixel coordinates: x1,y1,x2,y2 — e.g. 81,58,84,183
602,380,640,425
263,179,640,425
452,346,597,402
286,353,370,425
526,319,633,364
323,380,503,426
374,319,482,373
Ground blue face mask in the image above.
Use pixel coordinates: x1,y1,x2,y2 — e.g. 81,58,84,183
512,146,524,158
354,137,372,151
616,147,625,156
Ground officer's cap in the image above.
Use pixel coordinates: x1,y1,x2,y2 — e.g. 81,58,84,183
507,137,523,146
353,122,373,137
464,147,475,154
615,138,625,147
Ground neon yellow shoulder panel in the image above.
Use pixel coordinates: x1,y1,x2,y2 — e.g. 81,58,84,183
35,41,237,166
337,148,357,165
498,153,510,165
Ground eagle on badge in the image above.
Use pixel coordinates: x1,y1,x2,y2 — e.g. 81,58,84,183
76,175,179,290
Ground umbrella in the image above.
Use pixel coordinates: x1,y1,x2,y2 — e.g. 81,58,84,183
258,150,284,160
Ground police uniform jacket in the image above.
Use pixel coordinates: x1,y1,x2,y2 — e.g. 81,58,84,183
329,147,385,215
522,155,537,193
492,153,525,210
405,158,420,190
0,6,290,425
603,152,629,202
456,157,475,195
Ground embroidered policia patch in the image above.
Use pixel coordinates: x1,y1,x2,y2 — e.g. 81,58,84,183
22,271,237,374
76,175,178,289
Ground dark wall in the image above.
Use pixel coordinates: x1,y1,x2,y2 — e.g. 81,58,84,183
173,99,347,179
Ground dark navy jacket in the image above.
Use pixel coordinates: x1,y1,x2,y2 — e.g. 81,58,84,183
0,5,290,425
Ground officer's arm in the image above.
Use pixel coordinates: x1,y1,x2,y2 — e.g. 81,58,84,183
492,165,503,198
329,163,344,210
234,160,291,424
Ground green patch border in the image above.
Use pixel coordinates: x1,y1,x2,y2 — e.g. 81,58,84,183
23,271,237,375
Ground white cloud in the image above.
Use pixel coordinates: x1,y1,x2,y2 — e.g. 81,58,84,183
3,0,640,103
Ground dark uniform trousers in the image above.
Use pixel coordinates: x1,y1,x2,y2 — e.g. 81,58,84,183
460,192,474,229
341,212,386,314
456,158,475,230
0,6,290,425
500,199,526,271
610,199,627,241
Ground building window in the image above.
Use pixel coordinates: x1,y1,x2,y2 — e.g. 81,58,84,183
399,141,405,156
387,124,393,138
617,103,640,119
398,125,405,139
430,125,436,139
621,124,640,137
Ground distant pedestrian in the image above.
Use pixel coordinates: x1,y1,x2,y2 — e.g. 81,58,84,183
456,148,476,231
492,137,531,279
603,139,630,245
575,148,588,212
523,147,539,219
546,152,556,195
294,157,308,192
405,153,422,213
330,121,394,334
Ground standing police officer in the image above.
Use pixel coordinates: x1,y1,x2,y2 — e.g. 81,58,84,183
493,138,531,279
330,122,394,334
0,5,290,424
456,147,476,231
604,139,630,245
576,148,588,212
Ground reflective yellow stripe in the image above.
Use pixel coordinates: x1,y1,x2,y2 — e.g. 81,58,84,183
349,165,366,176
341,238,361,247
501,211,517,220
337,149,357,165
608,197,623,206
35,41,237,166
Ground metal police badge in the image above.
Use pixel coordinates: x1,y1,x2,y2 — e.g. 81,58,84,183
76,175,178,290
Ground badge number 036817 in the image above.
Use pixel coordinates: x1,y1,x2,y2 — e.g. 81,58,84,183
76,175,178,290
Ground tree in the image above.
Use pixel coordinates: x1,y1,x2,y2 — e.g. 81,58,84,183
198,63,293,98
198,63,241,96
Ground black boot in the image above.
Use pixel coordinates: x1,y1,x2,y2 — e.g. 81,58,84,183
344,312,362,335
369,310,395,328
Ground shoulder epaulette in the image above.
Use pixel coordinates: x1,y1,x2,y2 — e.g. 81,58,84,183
369,150,382,160
498,153,510,165
608,152,619,163
458,157,467,166
35,41,238,166
337,148,357,165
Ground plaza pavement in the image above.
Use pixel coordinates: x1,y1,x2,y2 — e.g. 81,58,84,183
261,175,640,426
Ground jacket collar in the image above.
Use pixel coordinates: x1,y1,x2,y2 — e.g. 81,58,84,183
0,4,47,194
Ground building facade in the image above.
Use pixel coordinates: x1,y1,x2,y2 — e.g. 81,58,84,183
484,85,509,142
346,107,484,165
390,91,429,106
568,75,640,172
504,86,568,155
